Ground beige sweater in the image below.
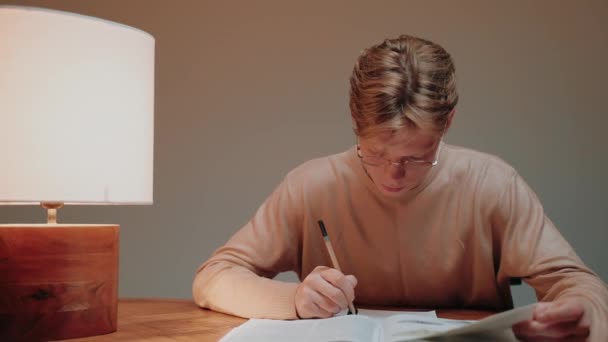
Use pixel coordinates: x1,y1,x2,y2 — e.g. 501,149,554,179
193,144,608,340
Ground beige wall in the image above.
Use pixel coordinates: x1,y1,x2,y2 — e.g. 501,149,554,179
1,0,606,305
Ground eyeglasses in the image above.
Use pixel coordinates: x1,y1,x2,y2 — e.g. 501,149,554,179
356,143,441,171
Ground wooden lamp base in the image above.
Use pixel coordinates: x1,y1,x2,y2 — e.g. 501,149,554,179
0,224,119,341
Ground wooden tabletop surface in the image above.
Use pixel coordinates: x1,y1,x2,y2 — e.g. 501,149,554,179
60,298,498,341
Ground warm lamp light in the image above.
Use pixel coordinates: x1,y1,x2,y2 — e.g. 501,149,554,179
0,6,154,341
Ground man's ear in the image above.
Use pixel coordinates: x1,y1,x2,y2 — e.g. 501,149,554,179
445,109,456,130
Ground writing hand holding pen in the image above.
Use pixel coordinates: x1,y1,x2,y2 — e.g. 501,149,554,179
294,265,358,319
294,220,358,319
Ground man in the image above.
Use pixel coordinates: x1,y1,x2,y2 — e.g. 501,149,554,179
193,34,607,341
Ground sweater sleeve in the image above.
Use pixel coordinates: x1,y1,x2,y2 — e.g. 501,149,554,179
192,174,303,319
494,171,608,340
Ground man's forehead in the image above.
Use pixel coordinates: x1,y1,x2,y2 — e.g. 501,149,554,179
361,128,438,151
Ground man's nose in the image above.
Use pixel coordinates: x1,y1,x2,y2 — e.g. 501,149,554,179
388,162,406,179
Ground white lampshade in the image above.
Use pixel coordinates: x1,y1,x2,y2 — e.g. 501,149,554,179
0,6,154,205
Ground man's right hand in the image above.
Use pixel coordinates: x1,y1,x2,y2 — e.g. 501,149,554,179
294,266,358,319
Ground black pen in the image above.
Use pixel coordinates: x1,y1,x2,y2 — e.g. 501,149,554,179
318,220,357,315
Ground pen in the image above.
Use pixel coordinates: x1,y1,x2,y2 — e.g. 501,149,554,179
317,220,358,315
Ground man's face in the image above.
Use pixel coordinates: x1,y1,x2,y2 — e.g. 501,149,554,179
357,127,442,198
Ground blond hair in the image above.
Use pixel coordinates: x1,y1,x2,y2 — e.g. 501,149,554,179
349,34,458,138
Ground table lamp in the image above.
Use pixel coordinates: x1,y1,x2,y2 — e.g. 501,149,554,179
0,6,154,341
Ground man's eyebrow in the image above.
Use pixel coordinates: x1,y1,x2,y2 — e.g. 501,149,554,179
364,139,438,158
417,139,440,156
410,145,436,159
378,148,433,160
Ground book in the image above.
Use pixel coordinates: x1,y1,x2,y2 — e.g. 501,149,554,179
220,304,536,342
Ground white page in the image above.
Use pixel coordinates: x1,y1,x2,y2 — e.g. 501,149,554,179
358,308,437,320
381,314,471,342
381,304,536,342
221,310,436,342
220,314,380,342
438,304,535,337
220,305,534,342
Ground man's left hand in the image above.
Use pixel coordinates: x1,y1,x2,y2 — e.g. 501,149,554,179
512,298,590,341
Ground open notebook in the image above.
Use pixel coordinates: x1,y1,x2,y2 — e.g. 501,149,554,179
220,304,535,342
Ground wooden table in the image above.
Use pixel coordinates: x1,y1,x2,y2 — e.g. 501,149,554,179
61,298,498,341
